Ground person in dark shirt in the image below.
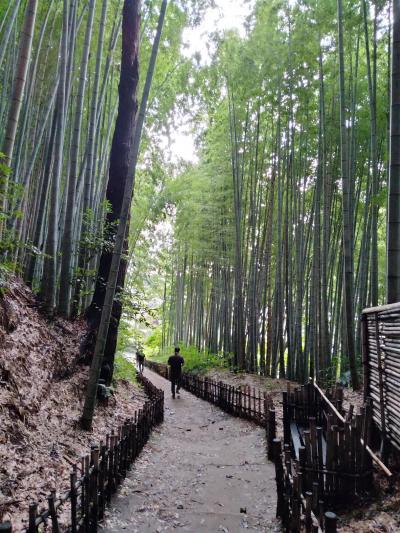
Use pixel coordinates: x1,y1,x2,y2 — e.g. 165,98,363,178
168,347,184,399
136,350,145,374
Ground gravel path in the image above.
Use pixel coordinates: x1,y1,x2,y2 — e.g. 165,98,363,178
101,369,279,533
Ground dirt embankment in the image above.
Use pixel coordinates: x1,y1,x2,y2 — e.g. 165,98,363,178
0,278,145,530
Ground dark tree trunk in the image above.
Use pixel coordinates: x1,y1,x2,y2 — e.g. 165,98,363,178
81,0,141,382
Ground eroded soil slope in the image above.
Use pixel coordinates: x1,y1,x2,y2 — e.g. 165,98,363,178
0,278,145,530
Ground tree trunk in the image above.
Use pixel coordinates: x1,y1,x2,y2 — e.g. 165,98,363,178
337,0,359,389
0,0,38,236
81,0,167,381
387,0,400,303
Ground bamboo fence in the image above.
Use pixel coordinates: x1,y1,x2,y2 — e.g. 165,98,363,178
283,382,373,504
146,361,343,530
1,373,164,533
362,303,400,454
274,439,338,532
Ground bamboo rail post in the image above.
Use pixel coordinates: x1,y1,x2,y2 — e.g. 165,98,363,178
303,430,312,491
70,466,78,533
316,427,324,494
282,391,290,445
361,314,370,403
364,399,374,486
108,431,115,495
305,491,313,533
105,434,111,502
318,499,325,527
126,420,132,470
355,413,364,493
79,455,85,524
48,490,60,533
0,523,12,532
324,511,338,532
309,417,317,486
120,423,127,477
375,313,389,461
84,454,90,531
133,414,138,459
273,439,284,519
28,502,38,533
267,408,276,461
115,429,120,482
218,381,223,409
91,445,99,528
126,422,132,466
312,481,319,517
291,470,301,530
98,442,106,520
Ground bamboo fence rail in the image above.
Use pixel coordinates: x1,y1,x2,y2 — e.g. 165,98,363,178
1,373,164,533
144,360,275,428
362,303,400,454
273,439,338,532
283,382,374,504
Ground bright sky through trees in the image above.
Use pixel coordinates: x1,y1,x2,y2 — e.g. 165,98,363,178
170,0,253,162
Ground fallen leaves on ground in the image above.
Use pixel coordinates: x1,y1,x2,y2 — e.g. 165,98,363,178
0,278,146,530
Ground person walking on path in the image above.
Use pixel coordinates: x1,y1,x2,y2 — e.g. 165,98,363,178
168,347,184,399
136,349,145,374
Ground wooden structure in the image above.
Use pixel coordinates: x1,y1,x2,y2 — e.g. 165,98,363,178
3,374,164,533
274,439,337,532
283,382,374,504
362,303,400,454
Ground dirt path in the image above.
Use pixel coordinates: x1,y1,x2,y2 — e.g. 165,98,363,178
101,369,279,533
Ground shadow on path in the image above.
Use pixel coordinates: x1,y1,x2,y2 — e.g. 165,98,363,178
101,368,279,532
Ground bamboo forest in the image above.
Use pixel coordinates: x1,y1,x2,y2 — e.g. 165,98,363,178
1,0,400,532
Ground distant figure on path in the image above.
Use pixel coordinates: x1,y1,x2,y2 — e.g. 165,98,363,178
168,347,184,399
136,349,145,374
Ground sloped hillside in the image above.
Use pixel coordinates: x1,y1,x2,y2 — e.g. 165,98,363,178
0,278,145,530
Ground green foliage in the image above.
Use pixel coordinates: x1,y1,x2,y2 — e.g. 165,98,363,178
147,343,228,374
116,318,140,354
0,157,23,261
113,352,137,384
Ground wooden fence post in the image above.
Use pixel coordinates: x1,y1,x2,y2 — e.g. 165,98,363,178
282,391,291,445
91,445,99,529
28,502,37,533
70,466,77,533
84,454,90,531
218,381,224,409
324,511,338,533
48,490,60,533
361,313,369,403
273,439,284,519
267,408,276,461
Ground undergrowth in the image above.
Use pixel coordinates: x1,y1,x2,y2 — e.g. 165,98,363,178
145,343,228,374
113,352,137,384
